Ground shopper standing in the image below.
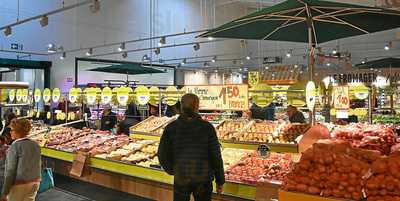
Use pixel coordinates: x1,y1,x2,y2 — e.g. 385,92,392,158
158,94,225,201
1,119,41,201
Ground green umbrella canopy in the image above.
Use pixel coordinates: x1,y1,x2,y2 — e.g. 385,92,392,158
87,63,167,75
199,0,400,43
355,57,400,69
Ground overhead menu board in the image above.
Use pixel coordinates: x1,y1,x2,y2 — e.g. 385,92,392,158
185,84,249,111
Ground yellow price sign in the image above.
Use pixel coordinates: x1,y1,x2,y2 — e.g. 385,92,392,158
248,71,260,87
36,111,41,119
47,112,51,120
0,89,7,102
352,85,369,100
164,86,179,106
116,87,132,106
149,86,160,106
135,86,150,105
85,88,98,105
16,89,23,102
250,84,273,107
101,87,113,105
69,88,81,103
43,88,52,103
21,89,29,103
34,88,41,103
52,88,61,103
9,89,15,102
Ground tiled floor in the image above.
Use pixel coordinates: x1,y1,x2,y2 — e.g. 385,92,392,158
37,174,153,201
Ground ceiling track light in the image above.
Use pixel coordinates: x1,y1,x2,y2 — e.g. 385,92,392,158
158,36,166,47
384,41,392,51
361,58,367,64
122,52,128,58
246,55,251,60
47,43,57,53
181,58,187,65
60,52,66,60
286,49,293,58
90,0,101,13
207,36,214,41
326,62,331,67
86,48,93,56
332,48,337,55
211,56,217,63
39,15,49,27
142,54,149,62
193,43,200,51
4,26,12,37
118,43,125,52
154,48,160,55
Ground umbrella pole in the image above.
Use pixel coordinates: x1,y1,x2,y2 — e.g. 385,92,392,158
308,24,316,126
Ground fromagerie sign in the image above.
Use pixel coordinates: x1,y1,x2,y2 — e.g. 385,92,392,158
185,84,249,111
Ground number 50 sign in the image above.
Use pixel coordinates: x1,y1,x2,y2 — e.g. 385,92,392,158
333,86,350,109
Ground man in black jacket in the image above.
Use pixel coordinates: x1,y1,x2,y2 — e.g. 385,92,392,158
158,94,225,201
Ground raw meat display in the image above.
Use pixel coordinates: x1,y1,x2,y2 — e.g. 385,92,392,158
247,121,277,133
52,132,116,152
46,127,92,146
225,152,292,185
332,123,396,155
89,135,131,155
130,116,176,135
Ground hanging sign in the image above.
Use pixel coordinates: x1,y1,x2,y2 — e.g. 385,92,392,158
101,87,112,105
116,87,131,106
9,89,15,102
149,86,160,106
185,84,249,111
43,88,51,103
164,86,180,106
333,86,350,109
250,84,273,107
16,89,23,102
0,90,6,102
52,88,61,103
248,71,260,87
352,85,369,100
21,89,29,103
69,88,80,104
305,81,316,111
34,89,41,103
85,88,98,105
135,86,150,105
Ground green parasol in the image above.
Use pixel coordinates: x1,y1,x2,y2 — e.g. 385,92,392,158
87,63,166,75
200,0,400,80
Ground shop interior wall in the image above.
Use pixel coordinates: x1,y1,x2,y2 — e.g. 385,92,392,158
0,0,399,90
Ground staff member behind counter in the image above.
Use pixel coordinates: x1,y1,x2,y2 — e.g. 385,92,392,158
287,105,306,123
100,107,117,131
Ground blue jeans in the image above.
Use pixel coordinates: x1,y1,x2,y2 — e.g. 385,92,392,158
173,181,213,201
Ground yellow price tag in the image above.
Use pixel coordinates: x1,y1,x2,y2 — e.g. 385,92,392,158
47,112,51,120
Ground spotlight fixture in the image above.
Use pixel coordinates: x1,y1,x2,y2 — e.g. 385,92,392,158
211,56,217,63
118,43,125,52
142,54,149,62
193,43,200,51
265,66,269,70
246,55,251,60
326,62,331,67
4,26,12,37
294,64,298,68
214,69,218,73
154,48,160,55
90,0,101,13
285,49,292,58
86,48,93,56
158,37,166,47
384,42,392,51
181,58,187,65
239,68,243,71
207,37,214,41
204,62,210,67
39,15,49,27
361,58,367,64
60,52,66,60
332,48,337,55
370,68,374,71
47,43,57,53
122,52,128,58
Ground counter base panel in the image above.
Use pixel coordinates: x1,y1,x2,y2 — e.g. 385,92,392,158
279,190,350,201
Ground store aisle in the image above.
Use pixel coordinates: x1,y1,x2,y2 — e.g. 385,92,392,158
37,174,153,201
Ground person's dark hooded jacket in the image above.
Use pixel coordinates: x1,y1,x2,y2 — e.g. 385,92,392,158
157,113,225,186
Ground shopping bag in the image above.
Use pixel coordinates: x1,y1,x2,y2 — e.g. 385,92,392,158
38,168,54,193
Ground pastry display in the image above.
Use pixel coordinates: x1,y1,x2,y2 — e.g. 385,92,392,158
221,148,252,169
130,116,175,134
216,119,248,141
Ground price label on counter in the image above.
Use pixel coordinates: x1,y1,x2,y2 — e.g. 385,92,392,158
257,144,271,159
333,86,349,110
70,151,89,177
43,88,51,103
